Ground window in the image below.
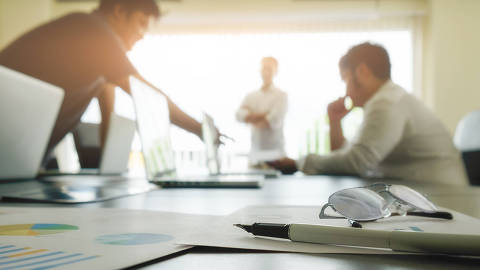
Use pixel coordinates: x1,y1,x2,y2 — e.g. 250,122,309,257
81,29,414,167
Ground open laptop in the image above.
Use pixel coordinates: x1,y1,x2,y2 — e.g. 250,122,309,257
0,65,64,180
202,113,280,178
99,113,136,174
130,76,264,188
39,112,136,176
0,66,153,203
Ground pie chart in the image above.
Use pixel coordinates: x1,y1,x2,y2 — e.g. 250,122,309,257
96,233,174,245
0,224,78,236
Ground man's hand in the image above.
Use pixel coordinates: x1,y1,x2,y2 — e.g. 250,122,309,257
246,112,270,129
266,157,298,175
327,97,352,122
245,112,266,123
216,132,235,146
327,97,351,151
253,118,270,129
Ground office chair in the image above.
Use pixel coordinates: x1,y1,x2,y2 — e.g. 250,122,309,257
454,110,480,185
72,122,101,169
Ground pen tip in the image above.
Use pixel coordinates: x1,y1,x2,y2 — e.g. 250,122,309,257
233,224,249,232
233,224,244,229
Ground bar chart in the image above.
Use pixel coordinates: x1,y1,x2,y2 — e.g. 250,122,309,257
0,244,98,270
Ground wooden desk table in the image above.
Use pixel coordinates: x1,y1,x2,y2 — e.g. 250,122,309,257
1,175,479,269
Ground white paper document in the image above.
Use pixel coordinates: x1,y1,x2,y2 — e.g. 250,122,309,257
0,207,216,270
178,205,480,255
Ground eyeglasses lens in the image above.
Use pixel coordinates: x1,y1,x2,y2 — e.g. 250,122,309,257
330,188,388,221
388,185,437,212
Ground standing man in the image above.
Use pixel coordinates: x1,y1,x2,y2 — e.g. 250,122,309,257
269,43,467,186
236,57,288,163
0,0,207,165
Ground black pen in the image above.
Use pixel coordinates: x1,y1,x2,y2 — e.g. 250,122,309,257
234,223,480,256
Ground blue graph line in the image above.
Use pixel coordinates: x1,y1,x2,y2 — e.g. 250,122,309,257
409,226,424,232
0,252,64,265
0,254,82,270
0,247,14,251
0,249,26,255
31,255,99,270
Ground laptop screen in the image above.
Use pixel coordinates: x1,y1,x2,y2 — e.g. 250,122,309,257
202,113,220,174
130,77,176,179
0,65,64,179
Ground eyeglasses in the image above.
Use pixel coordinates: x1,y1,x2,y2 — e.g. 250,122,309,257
319,183,452,228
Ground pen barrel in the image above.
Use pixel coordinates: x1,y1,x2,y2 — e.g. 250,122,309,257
289,224,390,249
252,223,290,239
390,231,480,256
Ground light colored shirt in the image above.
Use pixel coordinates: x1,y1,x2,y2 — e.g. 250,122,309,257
236,85,288,158
298,80,468,186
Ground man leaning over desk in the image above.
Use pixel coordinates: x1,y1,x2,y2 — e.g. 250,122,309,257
0,0,211,166
270,42,468,186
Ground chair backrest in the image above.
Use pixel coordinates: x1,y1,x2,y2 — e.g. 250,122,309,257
454,110,480,185
72,122,101,168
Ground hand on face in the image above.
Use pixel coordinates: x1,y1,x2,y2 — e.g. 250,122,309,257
327,96,352,122
339,64,377,108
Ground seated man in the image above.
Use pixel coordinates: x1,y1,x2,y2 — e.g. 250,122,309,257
270,42,468,186
235,57,288,164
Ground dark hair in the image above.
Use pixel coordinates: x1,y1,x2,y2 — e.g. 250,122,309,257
339,42,391,80
99,0,161,18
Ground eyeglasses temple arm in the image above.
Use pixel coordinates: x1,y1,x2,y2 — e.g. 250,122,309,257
319,203,346,219
406,211,453,220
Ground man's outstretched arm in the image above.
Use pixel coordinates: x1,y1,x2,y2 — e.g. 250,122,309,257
97,83,116,148
111,74,203,140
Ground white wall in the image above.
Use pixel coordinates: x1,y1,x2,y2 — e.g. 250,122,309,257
423,0,480,133
0,0,97,49
0,0,51,49
1,0,479,134
51,1,96,19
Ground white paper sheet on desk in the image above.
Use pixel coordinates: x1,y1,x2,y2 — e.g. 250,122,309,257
177,205,480,255
0,207,217,270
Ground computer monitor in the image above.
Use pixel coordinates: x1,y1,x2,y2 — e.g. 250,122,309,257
129,77,176,179
130,76,264,188
99,113,136,175
202,113,221,174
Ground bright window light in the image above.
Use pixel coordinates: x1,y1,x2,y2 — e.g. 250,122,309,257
82,30,413,163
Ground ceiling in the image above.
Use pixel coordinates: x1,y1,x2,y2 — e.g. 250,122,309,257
53,0,427,33
155,0,426,25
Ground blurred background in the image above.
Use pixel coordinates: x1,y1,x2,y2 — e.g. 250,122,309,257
1,0,478,170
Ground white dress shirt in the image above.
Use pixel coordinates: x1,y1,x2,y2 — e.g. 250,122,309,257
236,85,288,159
298,80,468,186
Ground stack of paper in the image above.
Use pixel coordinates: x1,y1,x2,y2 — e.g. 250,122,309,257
178,205,480,255
0,207,217,269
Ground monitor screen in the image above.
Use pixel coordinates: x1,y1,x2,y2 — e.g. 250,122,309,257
130,77,176,179
202,113,220,174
